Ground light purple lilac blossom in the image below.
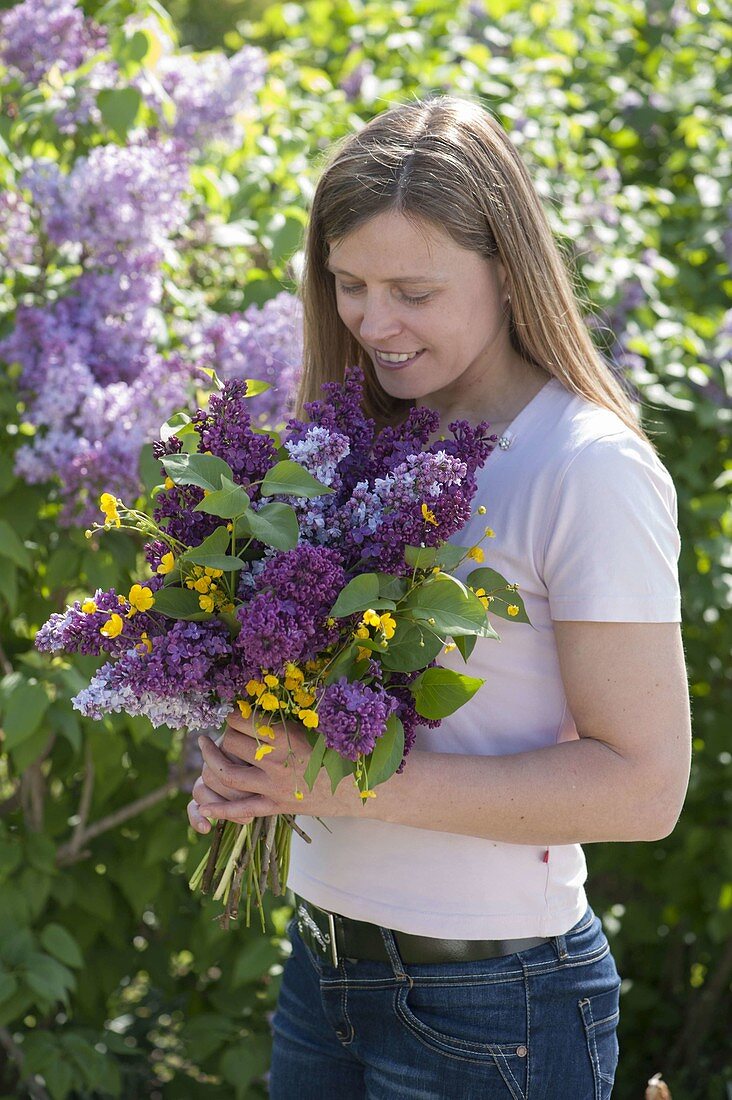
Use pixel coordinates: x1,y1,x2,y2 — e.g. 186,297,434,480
0,0,107,86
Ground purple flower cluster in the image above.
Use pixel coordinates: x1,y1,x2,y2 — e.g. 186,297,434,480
0,191,37,274
35,587,152,659
190,379,278,492
183,292,304,427
133,45,267,150
317,677,399,761
0,0,107,85
233,546,345,673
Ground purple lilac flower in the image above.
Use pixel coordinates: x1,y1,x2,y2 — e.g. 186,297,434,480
132,46,267,150
0,191,37,272
21,141,191,267
316,677,398,761
284,426,350,488
34,588,151,658
0,0,107,86
183,293,304,427
191,379,278,493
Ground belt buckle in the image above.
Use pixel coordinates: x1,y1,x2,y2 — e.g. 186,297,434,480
296,901,339,968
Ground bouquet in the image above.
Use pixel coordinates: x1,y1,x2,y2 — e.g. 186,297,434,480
36,365,530,929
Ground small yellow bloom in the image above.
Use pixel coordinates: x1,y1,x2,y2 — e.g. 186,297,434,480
128,584,155,613
360,789,377,800
198,594,215,612
156,551,175,575
431,566,441,574
477,505,487,515
137,632,153,654
256,725,276,739
467,546,485,562
192,576,211,593
293,689,315,707
421,502,439,526
204,567,223,578
362,609,381,627
237,700,252,719
285,663,304,684
355,624,370,640
164,477,175,490
443,643,457,653
326,617,336,627
100,613,124,639
294,789,304,800
507,604,520,617
117,595,127,605
226,522,234,532
355,646,371,662
81,599,97,614
99,493,121,527
379,612,396,640
260,692,279,711
484,527,495,538
246,679,266,697
298,709,319,728
264,674,279,688
255,743,274,761
474,587,486,597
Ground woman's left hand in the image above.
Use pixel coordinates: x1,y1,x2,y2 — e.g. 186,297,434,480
194,709,357,825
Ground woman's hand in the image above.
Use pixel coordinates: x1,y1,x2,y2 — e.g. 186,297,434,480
186,709,357,832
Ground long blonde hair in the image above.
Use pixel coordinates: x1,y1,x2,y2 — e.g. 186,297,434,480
293,93,652,446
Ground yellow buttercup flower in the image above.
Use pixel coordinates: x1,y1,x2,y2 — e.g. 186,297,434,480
362,609,381,627
100,613,124,639
355,624,370,640
298,709,319,728
507,604,520,617
293,689,315,707
421,502,438,526
137,632,153,654
99,493,121,527
256,725,275,739
255,743,274,761
81,599,97,614
260,692,279,711
285,663,304,684
379,612,396,639
204,567,223,578
360,789,377,800
294,790,304,800
156,551,175,575
246,679,266,697
164,477,175,490
443,643,457,653
264,674,279,688
128,584,155,613
192,576,211,593
198,594,215,613
237,700,252,719
484,527,495,538
477,505,487,515
467,546,485,562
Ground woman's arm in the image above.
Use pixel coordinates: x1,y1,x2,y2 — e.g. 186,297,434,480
353,621,692,844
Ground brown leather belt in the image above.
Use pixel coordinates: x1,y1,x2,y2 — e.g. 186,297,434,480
293,894,552,968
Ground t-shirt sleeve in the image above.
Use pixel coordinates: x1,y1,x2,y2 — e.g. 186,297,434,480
541,431,681,622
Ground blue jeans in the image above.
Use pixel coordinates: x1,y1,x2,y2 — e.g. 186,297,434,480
268,903,621,1099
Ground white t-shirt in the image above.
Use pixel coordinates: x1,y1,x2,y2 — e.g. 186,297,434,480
287,377,682,938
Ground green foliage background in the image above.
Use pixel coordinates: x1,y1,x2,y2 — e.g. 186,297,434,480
0,0,729,1097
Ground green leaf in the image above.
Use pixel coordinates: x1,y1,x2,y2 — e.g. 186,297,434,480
321,645,361,685
303,732,327,791
219,1036,271,1091
234,501,299,550
39,924,83,970
467,567,531,624
365,714,404,787
1,679,50,749
149,586,215,620
24,951,76,1006
161,453,236,493
260,460,333,499
322,747,356,794
0,970,18,1004
378,574,409,600
380,618,445,672
0,560,18,613
329,574,396,618
411,666,485,719
159,410,192,442
193,475,251,518
180,525,246,570
404,573,499,638
242,378,272,396
0,518,32,571
96,87,142,139
404,542,471,571
454,633,478,662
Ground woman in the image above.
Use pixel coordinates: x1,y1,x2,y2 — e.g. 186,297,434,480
188,95,691,1098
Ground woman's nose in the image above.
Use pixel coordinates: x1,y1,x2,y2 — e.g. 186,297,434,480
358,299,403,346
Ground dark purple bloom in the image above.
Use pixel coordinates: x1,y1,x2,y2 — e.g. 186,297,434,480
317,677,398,761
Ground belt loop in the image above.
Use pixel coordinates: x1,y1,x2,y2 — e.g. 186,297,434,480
554,932,569,961
378,925,410,982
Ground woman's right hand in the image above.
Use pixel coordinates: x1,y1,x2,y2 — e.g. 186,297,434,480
186,733,241,835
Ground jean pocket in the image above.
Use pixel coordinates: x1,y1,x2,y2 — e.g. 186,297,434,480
578,983,621,1099
394,971,528,1094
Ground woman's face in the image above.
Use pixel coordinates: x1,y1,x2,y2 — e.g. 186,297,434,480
326,209,511,407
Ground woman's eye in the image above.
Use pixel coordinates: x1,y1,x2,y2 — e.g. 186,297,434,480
337,283,431,306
